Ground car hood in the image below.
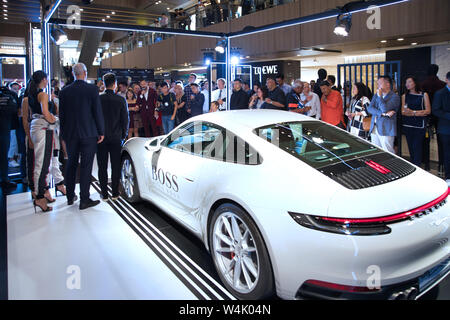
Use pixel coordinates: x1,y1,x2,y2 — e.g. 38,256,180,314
327,167,449,219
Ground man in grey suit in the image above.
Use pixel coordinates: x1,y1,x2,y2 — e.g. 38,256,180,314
367,76,400,154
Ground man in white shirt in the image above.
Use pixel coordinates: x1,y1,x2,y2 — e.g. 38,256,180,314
301,82,321,119
211,78,227,111
117,81,128,99
201,80,210,114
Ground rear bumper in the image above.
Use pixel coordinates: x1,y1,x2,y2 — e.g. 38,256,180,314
253,197,450,300
296,255,450,300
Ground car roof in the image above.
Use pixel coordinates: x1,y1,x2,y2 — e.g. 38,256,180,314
190,110,317,132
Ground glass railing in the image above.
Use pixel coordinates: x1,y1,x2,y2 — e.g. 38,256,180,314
116,0,297,53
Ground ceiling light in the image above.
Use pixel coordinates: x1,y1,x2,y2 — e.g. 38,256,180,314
3,9,6,12
3,17,7,20
380,40,387,43
111,11,115,14
102,18,105,22
334,12,352,37
3,4,7,7
50,26,68,45
411,42,418,45
215,39,226,54
230,55,240,65
397,38,404,41
106,15,110,18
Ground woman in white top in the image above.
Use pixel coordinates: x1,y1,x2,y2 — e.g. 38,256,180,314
346,82,371,139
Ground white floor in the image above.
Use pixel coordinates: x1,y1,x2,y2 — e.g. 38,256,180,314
7,184,197,300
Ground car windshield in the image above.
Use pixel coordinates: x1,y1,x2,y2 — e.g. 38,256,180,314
254,121,380,169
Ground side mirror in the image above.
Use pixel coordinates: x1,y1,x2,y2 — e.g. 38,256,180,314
145,138,162,152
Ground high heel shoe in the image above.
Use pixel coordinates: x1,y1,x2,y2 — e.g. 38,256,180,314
33,198,52,213
44,190,56,203
55,184,66,197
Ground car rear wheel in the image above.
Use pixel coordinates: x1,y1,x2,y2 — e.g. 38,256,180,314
209,203,274,299
120,154,141,203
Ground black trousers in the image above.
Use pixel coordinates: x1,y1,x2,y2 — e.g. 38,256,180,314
96,139,122,197
0,126,10,183
403,126,426,167
65,137,97,202
440,133,450,180
26,139,34,190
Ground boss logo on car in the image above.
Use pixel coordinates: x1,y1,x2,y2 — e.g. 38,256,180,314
152,166,179,192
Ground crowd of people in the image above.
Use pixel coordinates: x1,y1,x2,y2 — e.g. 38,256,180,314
223,66,450,187
0,62,449,213
156,0,289,31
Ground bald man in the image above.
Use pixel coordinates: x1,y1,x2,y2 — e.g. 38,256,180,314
59,63,105,210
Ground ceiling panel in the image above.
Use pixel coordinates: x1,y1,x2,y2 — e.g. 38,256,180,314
1,0,41,23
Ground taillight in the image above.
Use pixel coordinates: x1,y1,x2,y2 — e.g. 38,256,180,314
289,188,449,236
289,212,391,236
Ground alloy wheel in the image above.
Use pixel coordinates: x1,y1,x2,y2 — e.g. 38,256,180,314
212,212,260,294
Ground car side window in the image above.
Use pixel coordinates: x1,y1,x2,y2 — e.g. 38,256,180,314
162,121,262,165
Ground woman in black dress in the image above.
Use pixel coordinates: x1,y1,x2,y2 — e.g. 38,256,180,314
401,76,431,166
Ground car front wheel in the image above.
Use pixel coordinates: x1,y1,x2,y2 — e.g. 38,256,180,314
120,154,141,203
209,203,274,299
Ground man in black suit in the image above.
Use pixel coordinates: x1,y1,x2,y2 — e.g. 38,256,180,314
432,71,450,186
97,73,129,201
188,83,205,117
230,79,250,110
59,63,105,210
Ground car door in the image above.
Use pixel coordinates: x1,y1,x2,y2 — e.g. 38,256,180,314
147,121,219,233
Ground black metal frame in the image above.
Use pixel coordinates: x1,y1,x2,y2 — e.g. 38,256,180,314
0,54,29,86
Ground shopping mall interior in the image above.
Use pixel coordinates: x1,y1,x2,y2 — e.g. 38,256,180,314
1,0,450,306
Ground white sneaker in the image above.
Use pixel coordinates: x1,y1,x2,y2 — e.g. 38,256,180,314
9,160,20,168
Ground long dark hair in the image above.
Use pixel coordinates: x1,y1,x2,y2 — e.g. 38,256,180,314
126,88,136,100
259,86,269,100
352,82,369,101
27,70,48,100
405,76,421,94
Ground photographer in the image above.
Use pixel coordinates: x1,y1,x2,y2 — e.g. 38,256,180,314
156,82,177,134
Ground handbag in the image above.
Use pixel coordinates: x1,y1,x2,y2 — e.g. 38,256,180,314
353,97,371,132
362,116,372,132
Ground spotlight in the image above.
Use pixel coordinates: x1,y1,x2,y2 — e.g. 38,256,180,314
202,51,214,66
230,55,240,65
215,39,227,54
50,25,68,45
334,12,352,37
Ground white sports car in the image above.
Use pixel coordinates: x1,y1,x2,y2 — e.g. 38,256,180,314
120,109,450,300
